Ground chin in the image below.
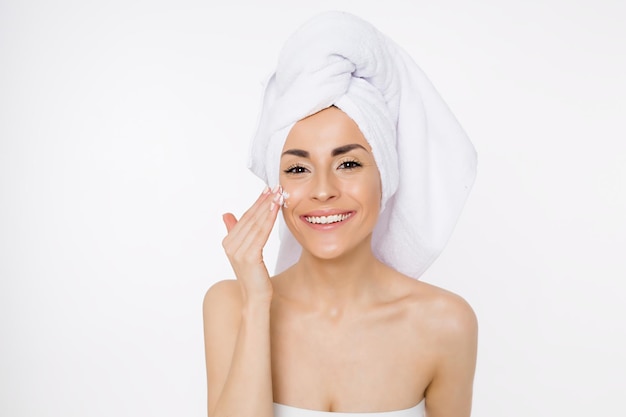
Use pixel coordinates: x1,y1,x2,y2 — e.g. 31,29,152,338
307,246,345,261
298,235,373,262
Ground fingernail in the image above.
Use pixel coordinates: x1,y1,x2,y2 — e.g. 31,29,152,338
271,184,280,193
262,185,270,194
269,201,276,211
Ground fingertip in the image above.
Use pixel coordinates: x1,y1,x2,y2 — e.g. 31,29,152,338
222,212,237,232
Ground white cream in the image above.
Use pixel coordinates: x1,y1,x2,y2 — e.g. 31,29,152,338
279,188,290,208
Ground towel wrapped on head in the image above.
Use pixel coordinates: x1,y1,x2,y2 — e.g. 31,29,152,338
248,11,477,279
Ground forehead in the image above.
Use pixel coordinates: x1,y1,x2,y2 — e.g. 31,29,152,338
283,106,370,152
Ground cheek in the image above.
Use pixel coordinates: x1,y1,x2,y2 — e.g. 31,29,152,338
353,171,382,204
278,183,303,214
280,182,303,201
345,174,382,208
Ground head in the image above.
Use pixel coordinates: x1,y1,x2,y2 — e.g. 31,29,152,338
250,11,477,277
278,106,382,260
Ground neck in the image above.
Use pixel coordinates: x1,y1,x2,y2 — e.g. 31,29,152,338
289,240,386,312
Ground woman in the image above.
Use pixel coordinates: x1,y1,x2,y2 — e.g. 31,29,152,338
203,11,478,417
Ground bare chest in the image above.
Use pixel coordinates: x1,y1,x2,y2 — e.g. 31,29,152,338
269,308,433,410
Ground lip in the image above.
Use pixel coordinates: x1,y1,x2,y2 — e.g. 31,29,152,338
299,210,355,231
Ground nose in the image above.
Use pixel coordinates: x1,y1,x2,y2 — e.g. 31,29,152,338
310,170,339,202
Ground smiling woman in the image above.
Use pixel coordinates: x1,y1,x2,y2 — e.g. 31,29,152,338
203,11,477,417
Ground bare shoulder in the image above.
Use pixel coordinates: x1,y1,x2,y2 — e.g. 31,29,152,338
202,279,243,367
399,279,478,415
399,276,478,343
423,281,476,333
203,279,243,324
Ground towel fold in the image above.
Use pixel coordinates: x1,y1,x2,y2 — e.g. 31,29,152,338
248,11,477,279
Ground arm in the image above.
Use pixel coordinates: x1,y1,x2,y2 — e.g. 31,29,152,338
424,296,478,417
203,187,282,417
203,281,273,417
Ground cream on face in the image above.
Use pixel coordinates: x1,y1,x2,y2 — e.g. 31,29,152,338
281,189,290,208
272,186,290,208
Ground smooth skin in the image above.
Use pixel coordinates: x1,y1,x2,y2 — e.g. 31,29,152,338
203,107,477,417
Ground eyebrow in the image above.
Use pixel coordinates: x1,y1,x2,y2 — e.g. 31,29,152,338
281,143,368,158
281,149,309,158
331,143,368,156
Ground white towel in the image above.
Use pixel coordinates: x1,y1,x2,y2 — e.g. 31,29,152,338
248,11,477,279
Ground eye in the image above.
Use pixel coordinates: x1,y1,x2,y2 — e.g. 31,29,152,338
338,159,362,170
283,164,309,174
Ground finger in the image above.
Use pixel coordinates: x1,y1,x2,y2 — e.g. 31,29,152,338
238,186,272,222
222,186,271,238
228,186,279,238
221,186,274,251
223,190,281,260
232,193,282,258
222,213,238,233
228,222,267,265
224,200,273,254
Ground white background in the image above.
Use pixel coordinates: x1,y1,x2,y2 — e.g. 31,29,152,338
1,1,625,416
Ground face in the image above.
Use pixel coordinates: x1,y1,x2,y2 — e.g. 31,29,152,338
279,106,382,260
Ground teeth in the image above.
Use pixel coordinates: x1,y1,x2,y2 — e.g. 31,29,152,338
305,213,351,224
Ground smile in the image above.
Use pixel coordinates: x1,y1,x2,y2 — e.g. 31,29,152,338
304,212,353,225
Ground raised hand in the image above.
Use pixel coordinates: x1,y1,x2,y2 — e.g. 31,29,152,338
221,186,283,304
